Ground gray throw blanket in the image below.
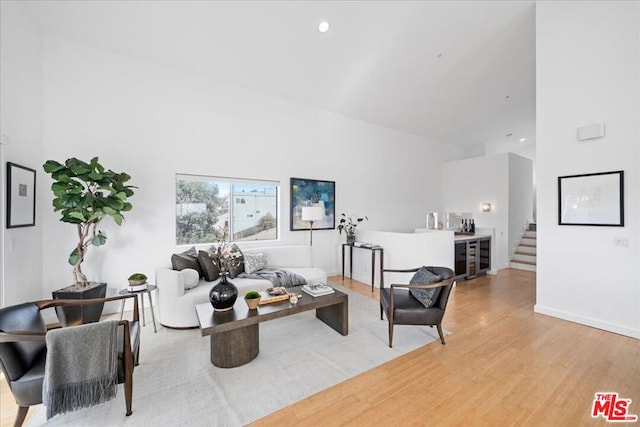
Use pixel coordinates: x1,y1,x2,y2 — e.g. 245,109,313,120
43,320,119,419
238,267,307,287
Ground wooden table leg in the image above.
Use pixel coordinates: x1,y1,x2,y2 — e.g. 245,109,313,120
210,324,259,368
316,299,349,336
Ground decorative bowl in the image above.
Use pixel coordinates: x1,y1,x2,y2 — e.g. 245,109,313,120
128,279,147,286
266,287,287,295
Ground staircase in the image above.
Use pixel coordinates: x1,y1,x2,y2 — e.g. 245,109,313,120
510,225,536,272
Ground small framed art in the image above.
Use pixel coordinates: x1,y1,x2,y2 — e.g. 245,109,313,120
6,162,36,228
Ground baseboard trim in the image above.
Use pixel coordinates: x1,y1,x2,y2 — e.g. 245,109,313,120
534,304,640,339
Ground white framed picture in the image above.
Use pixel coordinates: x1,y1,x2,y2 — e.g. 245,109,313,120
558,170,624,226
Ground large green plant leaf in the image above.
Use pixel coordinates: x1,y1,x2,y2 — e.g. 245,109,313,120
68,248,79,266
92,232,107,246
112,213,123,225
43,160,64,173
68,211,86,222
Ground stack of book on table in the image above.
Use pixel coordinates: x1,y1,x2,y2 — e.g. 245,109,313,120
302,283,335,297
354,242,382,249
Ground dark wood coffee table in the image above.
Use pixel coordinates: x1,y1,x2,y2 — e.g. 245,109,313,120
196,285,348,368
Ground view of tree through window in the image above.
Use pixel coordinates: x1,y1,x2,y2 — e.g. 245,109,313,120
176,175,278,245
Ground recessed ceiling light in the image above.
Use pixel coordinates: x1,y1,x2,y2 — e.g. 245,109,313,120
519,138,527,143
318,21,330,33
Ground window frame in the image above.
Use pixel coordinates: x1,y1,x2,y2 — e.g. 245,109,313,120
175,173,279,245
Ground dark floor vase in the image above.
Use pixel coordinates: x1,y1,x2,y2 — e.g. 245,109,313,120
209,273,238,311
52,282,107,326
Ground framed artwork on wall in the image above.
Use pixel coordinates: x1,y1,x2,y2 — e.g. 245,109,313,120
6,162,36,228
558,170,624,226
290,177,335,231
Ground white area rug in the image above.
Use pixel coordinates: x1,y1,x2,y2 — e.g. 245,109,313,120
29,284,445,426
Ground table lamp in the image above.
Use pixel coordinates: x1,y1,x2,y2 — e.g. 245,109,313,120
301,206,324,246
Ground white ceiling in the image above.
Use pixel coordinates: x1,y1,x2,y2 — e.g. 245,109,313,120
19,0,536,150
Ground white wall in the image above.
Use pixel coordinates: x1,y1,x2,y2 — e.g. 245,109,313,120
354,229,454,287
0,2,44,306
535,1,640,338
441,153,533,270
38,36,464,298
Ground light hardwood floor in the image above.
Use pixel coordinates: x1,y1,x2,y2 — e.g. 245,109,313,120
252,270,640,426
2,269,638,426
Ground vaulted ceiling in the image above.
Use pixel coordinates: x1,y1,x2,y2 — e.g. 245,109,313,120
19,0,536,150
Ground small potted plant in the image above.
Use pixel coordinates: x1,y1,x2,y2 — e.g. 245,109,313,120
128,273,148,290
337,213,368,245
244,291,261,310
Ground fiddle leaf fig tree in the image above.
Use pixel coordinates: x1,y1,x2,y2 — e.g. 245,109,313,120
43,157,136,286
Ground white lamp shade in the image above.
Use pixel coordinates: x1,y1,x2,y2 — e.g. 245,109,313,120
301,206,324,221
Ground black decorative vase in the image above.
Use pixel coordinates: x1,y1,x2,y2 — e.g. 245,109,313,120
209,272,238,311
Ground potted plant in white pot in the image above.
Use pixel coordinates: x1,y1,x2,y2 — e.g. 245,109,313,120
337,213,367,245
43,157,136,324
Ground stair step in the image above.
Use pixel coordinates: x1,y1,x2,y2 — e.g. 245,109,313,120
514,250,537,256
510,261,537,272
513,253,537,263
523,231,536,238
517,246,536,254
521,238,536,246
512,259,536,265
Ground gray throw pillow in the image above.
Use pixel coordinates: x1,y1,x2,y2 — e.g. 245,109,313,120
244,252,267,274
409,267,443,308
197,251,221,282
171,246,203,278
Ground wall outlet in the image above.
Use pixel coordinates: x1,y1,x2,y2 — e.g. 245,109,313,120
614,237,629,248
107,286,118,296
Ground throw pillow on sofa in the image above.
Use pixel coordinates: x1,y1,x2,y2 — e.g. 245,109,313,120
181,268,200,290
197,250,221,282
409,267,443,308
244,252,267,274
171,246,203,278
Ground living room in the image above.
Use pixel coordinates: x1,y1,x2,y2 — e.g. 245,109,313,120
1,1,639,425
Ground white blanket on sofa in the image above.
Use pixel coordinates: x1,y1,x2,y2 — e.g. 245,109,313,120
237,268,307,287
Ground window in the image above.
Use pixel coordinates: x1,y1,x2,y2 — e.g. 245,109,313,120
176,174,278,245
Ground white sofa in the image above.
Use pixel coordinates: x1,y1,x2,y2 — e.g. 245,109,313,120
155,245,327,328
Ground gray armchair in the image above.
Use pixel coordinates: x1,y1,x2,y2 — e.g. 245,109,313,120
0,294,140,426
380,266,455,347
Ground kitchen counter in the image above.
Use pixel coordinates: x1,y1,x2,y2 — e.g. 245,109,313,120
454,233,491,242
